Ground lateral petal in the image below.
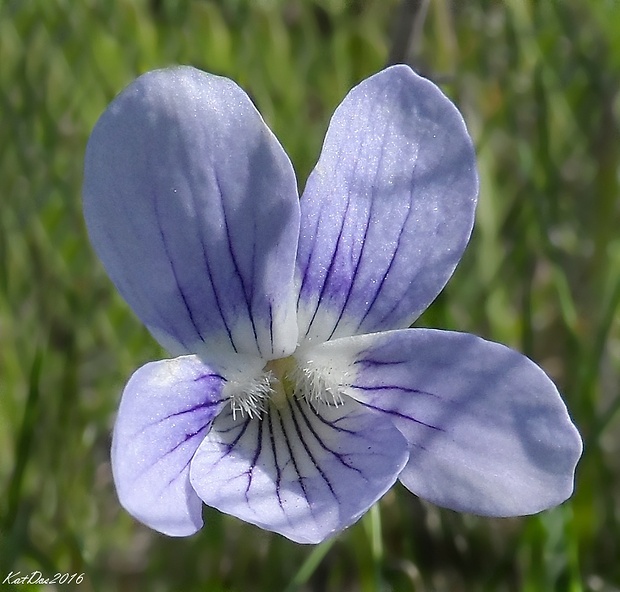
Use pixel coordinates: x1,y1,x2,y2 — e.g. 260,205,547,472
296,65,478,344
189,397,409,543
317,329,582,516
84,67,299,360
111,355,228,536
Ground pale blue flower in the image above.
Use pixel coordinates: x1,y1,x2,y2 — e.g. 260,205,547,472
83,65,582,544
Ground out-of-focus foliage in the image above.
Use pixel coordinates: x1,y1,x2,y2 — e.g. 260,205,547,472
1,0,619,590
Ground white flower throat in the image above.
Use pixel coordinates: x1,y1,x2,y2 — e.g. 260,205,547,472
226,354,348,420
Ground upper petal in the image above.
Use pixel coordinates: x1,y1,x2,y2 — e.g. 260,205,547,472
189,396,408,544
316,329,582,517
84,67,300,360
111,355,228,536
296,65,478,344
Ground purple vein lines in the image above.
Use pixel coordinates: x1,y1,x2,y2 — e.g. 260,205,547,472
292,398,364,477
212,169,261,354
303,196,354,339
325,116,391,341
146,146,206,351
359,400,443,432
350,382,441,399
178,135,240,354
267,410,285,508
244,418,263,503
275,405,315,515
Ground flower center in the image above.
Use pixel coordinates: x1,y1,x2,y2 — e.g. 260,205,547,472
226,353,348,419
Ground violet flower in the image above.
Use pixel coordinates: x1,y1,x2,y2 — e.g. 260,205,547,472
83,65,582,544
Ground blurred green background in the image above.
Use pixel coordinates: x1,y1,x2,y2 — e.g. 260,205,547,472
1,0,620,590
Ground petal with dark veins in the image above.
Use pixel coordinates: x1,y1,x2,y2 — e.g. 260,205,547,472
111,355,228,536
84,67,300,361
296,65,478,345
189,396,409,543
314,329,583,517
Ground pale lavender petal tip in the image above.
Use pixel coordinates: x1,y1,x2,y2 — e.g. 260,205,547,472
111,355,228,536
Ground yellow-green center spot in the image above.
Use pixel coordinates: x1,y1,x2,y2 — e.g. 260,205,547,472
264,355,297,408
